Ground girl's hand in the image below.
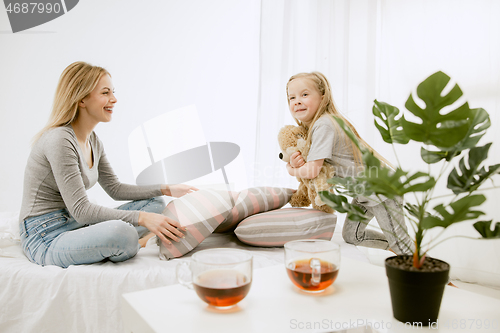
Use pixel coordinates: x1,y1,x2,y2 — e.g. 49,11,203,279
138,211,186,245
161,184,199,198
290,151,305,168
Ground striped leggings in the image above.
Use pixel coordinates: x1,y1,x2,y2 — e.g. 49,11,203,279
342,196,413,255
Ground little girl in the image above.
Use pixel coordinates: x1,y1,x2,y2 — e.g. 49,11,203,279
285,71,413,255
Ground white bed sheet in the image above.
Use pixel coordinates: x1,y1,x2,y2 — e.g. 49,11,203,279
0,210,368,333
3,209,500,332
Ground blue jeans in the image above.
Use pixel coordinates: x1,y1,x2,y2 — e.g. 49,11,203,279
20,197,165,268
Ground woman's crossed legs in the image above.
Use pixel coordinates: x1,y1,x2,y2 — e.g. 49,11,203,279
23,197,165,268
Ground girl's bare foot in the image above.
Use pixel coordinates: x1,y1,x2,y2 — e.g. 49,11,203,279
139,232,155,248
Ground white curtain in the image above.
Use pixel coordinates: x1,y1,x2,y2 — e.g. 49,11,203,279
255,0,500,286
254,0,381,189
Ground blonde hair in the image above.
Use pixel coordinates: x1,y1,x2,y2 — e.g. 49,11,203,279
286,71,392,168
33,61,110,143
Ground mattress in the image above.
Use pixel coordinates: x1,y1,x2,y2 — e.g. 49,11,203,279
0,210,368,333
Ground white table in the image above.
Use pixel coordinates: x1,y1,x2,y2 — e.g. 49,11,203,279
121,257,500,333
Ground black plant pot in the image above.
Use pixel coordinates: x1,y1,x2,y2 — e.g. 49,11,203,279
385,255,450,326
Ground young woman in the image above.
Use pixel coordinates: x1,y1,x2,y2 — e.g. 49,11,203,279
20,61,198,268
285,71,413,255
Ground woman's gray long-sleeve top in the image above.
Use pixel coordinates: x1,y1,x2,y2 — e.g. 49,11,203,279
19,124,162,226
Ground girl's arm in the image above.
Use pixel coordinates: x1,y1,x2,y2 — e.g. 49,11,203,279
287,159,324,179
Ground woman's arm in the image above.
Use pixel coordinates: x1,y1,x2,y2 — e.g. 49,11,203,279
138,211,187,245
44,131,141,225
161,184,198,197
287,159,324,179
99,154,198,199
97,150,162,201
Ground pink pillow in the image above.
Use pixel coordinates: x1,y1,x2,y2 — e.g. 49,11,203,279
158,189,237,260
214,187,294,233
234,208,337,247
157,187,294,259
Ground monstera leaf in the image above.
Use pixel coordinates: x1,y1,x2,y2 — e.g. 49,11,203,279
321,71,499,267
402,71,470,148
373,100,410,145
473,221,500,239
420,147,449,164
421,195,486,230
447,143,500,194
361,167,435,199
319,191,369,222
331,117,436,199
453,108,491,151
421,108,491,164
327,176,373,198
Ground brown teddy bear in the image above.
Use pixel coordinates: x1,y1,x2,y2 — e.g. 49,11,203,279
278,125,335,213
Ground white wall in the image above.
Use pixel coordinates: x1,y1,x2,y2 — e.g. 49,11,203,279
0,0,260,210
375,1,500,233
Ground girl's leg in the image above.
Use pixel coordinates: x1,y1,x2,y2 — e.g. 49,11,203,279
44,220,140,268
115,197,166,238
368,197,413,255
342,198,390,250
342,197,413,255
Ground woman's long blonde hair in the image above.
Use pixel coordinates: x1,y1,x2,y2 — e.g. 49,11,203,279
33,61,110,143
286,71,392,168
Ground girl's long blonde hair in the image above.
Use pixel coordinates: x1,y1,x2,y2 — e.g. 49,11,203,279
33,61,110,143
286,71,392,168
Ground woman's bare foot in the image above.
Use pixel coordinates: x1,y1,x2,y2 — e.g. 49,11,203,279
139,232,155,248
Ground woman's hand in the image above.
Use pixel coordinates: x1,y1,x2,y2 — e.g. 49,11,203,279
161,184,199,198
290,152,305,168
138,211,186,245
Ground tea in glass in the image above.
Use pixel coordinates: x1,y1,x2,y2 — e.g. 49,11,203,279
286,258,339,291
284,239,340,293
193,269,251,307
176,248,253,309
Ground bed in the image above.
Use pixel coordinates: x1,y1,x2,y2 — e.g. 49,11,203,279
2,185,499,333
0,207,369,333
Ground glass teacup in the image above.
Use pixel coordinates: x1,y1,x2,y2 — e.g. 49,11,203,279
284,239,340,293
176,248,253,309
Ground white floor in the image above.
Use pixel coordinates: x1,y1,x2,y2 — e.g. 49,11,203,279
353,245,500,301
452,280,500,300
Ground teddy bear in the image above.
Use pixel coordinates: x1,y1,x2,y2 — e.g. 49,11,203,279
278,125,335,214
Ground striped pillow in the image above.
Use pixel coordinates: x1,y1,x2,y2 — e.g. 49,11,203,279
234,208,337,247
214,187,294,233
158,189,237,260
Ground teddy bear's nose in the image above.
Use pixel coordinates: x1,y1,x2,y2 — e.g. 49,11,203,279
279,152,283,160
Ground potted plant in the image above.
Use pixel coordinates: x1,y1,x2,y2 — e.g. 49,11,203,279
319,71,500,325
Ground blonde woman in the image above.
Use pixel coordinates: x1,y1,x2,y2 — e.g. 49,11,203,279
20,61,198,268
285,71,412,255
